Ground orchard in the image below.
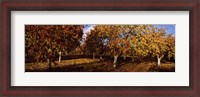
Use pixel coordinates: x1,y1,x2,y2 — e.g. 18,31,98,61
25,25,175,72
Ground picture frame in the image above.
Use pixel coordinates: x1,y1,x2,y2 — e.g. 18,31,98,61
0,0,199,96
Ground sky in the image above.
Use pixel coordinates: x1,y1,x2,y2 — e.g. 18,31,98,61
83,25,175,39
153,25,175,35
82,25,95,39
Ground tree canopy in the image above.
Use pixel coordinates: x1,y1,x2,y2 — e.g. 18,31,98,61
25,25,83,62
25,25,175,68
84,25,175,67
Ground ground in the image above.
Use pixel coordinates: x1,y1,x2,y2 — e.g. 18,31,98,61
25,58,175,72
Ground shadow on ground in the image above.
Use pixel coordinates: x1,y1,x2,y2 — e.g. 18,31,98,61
26,60,175,72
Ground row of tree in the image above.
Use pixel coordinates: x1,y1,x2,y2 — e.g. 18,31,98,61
83,25,175,67
25,25,175,70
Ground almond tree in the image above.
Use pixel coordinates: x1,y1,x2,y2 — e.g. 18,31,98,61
104,25,126,67
106,25,140,67
85,25,109,61
133,26,175,67
148,29,168,66
25,25,83,71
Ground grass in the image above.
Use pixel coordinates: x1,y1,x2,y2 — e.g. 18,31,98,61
25,58,99,72
25,58,175,72
55,58,99,66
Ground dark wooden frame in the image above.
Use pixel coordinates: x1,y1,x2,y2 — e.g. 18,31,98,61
0,0,199,97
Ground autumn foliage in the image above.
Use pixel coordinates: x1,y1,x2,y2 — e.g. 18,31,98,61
25,25,83,70
25,25,175,72
84,25,175,67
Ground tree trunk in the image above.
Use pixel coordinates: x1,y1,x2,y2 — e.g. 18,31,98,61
132,56,134,62
100,55,103,61
93,53,95,59
157,57,161,67
47,58,51,71
47,58,49,64
59,51,61,63
113,55,118,68
123,55,126,60
157,55,164,67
